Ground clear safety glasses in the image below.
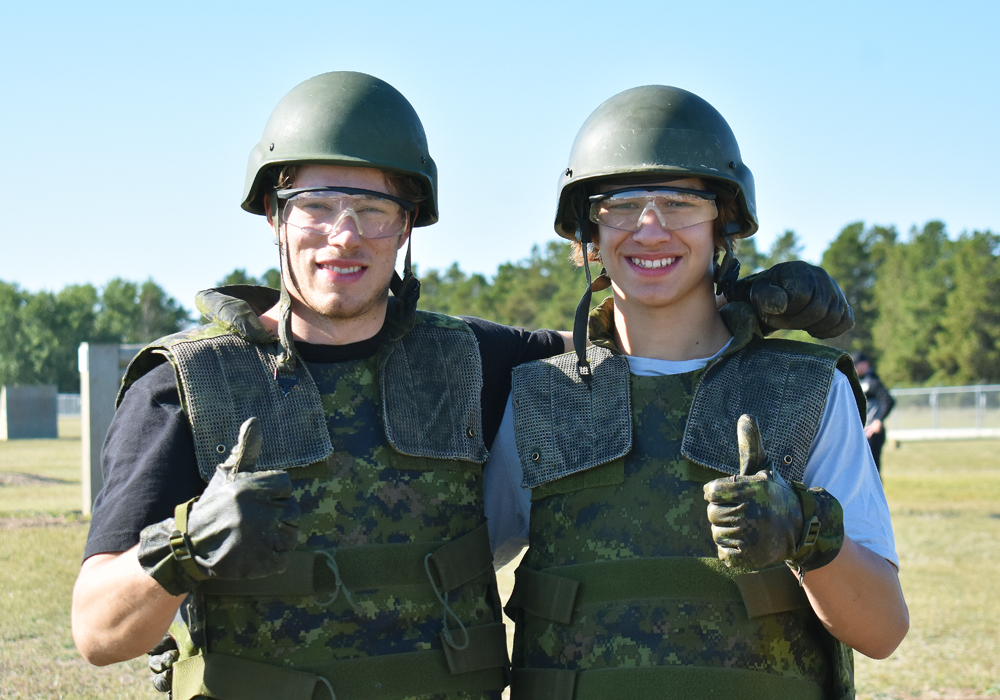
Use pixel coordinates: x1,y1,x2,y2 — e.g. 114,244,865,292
589,187,719,233
277,187,416,240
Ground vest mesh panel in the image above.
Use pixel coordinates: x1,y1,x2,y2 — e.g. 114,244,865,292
683,340,838,482
381,321,487,464
169,334,333,480
512,347,631,488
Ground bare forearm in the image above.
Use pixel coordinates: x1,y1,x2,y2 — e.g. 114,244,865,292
802,536,908,658
556,330,574,353
71,546,184,665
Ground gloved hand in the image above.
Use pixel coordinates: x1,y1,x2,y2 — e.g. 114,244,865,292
726,261,854,339
148,633,178,695
703,414,844,576
138,417,301,595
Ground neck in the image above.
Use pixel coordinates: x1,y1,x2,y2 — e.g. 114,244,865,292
611,282,732,361
259,297,388,346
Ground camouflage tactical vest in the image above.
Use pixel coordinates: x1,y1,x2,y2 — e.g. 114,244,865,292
122,287,508,700
504,300,860,700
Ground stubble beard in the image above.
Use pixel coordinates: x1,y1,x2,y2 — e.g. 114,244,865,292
285,252,392,326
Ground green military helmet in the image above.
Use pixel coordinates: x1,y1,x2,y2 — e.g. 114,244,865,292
555,85,758,240
242,71,439,226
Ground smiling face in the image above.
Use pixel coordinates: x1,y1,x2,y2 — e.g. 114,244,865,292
594,178,720,313
273,164,410,328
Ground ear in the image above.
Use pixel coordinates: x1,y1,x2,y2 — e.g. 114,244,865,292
397,228,411,251
397,206,417,250
263,193,274,226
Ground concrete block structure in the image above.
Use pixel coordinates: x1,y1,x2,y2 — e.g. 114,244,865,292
79,343,143,515
0,385,58,439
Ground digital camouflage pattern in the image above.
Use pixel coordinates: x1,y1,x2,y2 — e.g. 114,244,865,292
206,358,494,675
199,350,498,689
703,415,845,574
509,300,853,697
513,371,834,691
134,290,505,700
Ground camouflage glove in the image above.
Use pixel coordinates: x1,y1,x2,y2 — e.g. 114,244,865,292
138,417,301,595
726,261,854,339
703,414,844,577
148,633,177,695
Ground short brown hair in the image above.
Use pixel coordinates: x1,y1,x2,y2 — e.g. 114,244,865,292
568,178,742,267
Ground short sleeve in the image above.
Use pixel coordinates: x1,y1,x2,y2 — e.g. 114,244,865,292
84,362,205,559
804,371,899,568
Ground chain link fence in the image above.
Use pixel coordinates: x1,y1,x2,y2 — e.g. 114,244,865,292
57,393,81,416
888,384,1000,441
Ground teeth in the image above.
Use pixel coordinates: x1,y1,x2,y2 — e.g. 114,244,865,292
630,257,675,269
324,265,362,274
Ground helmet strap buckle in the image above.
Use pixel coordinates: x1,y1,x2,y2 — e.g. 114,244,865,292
714,236,742,299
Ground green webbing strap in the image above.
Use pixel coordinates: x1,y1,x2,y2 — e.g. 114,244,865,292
174,625,507,700
440,622,510,674
508,557,807,624
427,523,493,591
504,567,579,624
173,654,328,700
734,565,810,618
511,666,826,700
169,498,209,583
198,524,491,597
511,668,577,700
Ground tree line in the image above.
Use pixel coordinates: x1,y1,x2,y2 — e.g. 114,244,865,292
416,221,1000,389
2,220,996,392
0,279,190,393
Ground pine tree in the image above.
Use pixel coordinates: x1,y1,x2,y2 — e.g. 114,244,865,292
871,222,950,386
927,231,1000,384
820,222,896,356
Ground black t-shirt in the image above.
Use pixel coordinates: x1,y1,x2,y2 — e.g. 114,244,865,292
84,317,564,559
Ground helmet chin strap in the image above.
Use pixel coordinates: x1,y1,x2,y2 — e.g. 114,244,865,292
271,190,299,396
714,222,742,299
385,218,420,341
571,198,610,384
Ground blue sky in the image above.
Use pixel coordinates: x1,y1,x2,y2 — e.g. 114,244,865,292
1,1,997,310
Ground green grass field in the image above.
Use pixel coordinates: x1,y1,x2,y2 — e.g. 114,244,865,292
0,424,997,698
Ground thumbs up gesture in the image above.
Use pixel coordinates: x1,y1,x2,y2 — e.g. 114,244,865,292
139,418,301,594
703,414,845,573
702,415,805,570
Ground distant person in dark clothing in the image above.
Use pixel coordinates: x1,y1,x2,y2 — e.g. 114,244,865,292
853,352,895,472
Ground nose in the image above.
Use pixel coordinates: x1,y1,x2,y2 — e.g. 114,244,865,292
326,208,364,244
633,202,673,241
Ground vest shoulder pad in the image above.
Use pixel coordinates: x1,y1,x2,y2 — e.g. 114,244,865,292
512,346,631,488
380,315,487,464
412,309,476,333
682,338,858,482
125,329,332,481
118,324,233,406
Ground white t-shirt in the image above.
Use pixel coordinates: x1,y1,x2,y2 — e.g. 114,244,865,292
485,345,899,569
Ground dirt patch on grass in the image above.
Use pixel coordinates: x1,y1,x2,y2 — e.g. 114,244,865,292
0,512,87,529
0,471,74,486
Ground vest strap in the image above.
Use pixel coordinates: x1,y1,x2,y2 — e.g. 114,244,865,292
172,653,327,700
511,666,826,700
440,622,510,674
504,566,579,624
174,623,507,700
198,524,492,597
506,557,808,624
735,564,810,618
